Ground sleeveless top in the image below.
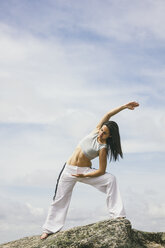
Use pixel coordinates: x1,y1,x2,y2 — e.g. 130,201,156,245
77,131,107,160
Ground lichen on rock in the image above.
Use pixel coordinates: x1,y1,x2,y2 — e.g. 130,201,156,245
0,218,164,248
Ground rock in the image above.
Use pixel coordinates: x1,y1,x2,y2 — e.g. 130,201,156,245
0,218,165,248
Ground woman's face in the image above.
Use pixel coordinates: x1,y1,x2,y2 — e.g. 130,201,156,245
98,125,110,141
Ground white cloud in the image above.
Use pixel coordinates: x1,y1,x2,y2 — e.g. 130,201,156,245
71,0,165,43
123,187,165,232
0,104,165,186
148,203,165,218
0,1,165,244
25,202,44,217
0,191,108,244
0,196,44,228
0,179,165,245
0,23,118,124
0,195,46,244
2,0,165,45
10,169,61,188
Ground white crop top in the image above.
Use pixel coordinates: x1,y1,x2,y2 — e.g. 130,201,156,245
77,131,107,160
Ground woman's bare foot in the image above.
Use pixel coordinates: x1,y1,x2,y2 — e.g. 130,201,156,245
40,232,49,240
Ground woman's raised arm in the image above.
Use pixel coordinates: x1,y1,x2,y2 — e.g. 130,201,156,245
96,101,139,129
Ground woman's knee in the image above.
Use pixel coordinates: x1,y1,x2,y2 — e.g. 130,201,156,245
108,173,116,183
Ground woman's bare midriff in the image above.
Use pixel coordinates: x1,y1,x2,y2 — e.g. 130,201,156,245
66,146,92,167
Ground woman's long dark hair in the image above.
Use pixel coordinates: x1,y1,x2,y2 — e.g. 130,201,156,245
102,121,123,162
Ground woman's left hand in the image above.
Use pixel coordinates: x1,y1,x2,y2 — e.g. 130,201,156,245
125,101,139,110
72,174,86,178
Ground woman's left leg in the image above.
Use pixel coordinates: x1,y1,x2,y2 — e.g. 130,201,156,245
77,167,126,219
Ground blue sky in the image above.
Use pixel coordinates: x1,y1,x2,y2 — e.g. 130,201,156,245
0,0,165,244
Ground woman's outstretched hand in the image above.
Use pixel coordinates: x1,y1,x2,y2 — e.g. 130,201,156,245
125,101,139,110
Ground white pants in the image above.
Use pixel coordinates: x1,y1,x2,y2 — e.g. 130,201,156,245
42,163,126,234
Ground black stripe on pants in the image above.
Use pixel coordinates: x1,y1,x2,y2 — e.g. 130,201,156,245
53,162,66,201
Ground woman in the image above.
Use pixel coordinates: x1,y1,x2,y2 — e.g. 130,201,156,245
41,101,139,240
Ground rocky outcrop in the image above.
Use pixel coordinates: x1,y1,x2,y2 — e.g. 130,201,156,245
0,218,165,248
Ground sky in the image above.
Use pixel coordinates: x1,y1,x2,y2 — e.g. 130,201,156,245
0,0,165,244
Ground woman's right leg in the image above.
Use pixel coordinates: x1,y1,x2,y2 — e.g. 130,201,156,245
42,164,77,234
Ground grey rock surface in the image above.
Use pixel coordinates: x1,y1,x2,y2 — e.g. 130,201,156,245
0,218,164,248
